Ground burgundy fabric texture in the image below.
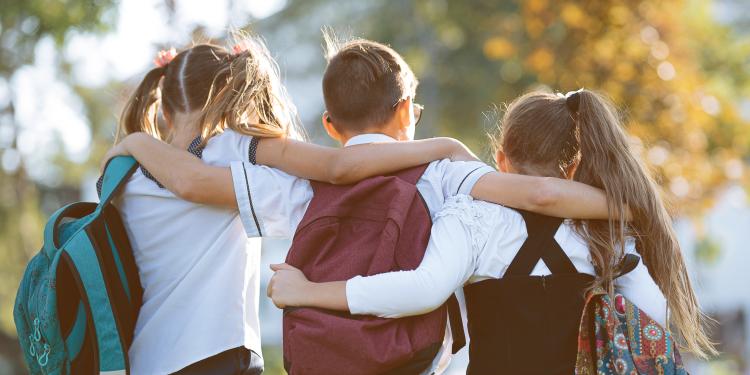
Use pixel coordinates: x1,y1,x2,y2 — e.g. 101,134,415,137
283,164,446,375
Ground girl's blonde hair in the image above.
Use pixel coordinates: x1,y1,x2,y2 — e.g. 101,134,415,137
117,32,303,145
494,90,716,358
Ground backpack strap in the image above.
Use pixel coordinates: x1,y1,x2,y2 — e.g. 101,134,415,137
43,157,137,260
615,254,640,278
43,202,97,260
97,156,138,211
505,210,576,276
447,295,466,353
61,235,128,372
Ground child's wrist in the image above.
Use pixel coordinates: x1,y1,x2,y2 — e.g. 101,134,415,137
301,281,319,307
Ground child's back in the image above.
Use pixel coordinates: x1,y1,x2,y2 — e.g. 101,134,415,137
118,130,262,374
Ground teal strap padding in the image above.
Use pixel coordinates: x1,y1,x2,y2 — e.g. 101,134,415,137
43,203,88,260
104,225,131,302
64,302,87,360
63,233,126,372
98,156,138,210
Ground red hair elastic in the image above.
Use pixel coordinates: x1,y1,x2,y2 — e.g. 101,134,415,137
154,48,177,68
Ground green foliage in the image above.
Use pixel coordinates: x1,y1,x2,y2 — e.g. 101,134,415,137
0,0,748,372
0,0,118,342
266,0,750,214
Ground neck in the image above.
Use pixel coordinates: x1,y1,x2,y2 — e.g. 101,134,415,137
339,124,409,145
514,164,566,179
169,111,203,148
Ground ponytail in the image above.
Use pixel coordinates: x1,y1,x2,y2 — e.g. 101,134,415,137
200,35,303,144
116,66,166,142
572,90,716,358
116,34,302,149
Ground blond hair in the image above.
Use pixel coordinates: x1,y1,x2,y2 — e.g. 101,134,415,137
117,32,302,146
495,90,716,358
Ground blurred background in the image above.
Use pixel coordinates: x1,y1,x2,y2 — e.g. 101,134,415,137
1,0,749,373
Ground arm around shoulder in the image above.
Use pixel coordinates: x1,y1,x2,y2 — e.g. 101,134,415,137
118,132,237,207
256,137,478,185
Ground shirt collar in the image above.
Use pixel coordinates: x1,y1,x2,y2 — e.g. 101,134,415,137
344,133,397,147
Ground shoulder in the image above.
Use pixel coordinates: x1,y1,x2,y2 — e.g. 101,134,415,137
423,159,494,197
436,195,522,224
425,159,491,177
202,129,254,164
435,195,524,248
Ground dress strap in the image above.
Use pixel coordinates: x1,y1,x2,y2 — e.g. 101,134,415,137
505,210,577,276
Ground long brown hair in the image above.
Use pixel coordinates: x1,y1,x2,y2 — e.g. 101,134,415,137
117,33,302,145
494,90,716,357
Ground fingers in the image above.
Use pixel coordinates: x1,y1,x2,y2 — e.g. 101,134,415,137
266,274,275,298
270,263,295,271
266,274,285,308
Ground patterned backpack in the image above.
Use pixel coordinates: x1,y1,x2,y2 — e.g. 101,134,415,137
575,258,688,375
14,156,142,374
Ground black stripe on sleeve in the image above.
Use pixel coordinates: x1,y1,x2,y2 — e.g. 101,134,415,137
248,137,260,165
241,164,263,236
455,166,485,195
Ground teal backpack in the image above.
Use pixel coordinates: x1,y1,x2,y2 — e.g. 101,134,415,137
14,156,142,375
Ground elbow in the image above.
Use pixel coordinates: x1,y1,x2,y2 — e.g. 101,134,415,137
531,177,561,209
327,159,356,185
409,289,457,316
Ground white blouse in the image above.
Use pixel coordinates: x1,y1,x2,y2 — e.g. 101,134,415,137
346,195,668,326
119,130,262,375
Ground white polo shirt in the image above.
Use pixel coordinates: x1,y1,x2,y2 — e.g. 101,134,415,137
229,133,494,374
117,130,261,375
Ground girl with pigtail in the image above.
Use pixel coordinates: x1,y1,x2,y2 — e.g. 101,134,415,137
266,89,715,373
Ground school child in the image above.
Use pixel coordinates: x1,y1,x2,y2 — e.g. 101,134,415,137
109,36,618,373
106,35,496,375
267,90,716,374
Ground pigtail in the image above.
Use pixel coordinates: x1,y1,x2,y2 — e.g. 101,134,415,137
117,66,167,142
573,90,716,358
200,35,304,144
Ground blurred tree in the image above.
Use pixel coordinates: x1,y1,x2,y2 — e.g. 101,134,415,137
0,0,749,372
264,0,750,215
0,0,117,366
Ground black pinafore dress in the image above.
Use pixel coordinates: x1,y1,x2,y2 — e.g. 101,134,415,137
463,210,595,375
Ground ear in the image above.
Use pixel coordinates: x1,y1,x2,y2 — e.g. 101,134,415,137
496,149,511,173
394,97,412,130
322,112,343,144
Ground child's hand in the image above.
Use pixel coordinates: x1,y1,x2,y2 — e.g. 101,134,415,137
101,138,132,172
445,138,479,162
267,263,311,308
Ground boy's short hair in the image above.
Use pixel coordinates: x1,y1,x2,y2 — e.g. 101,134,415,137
322,32,418,132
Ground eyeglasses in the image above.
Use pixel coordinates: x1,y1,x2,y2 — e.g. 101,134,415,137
393,99,424,126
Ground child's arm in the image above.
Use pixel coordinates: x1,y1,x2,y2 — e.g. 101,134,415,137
267,212,475,317
257,137,477,184
105,132,477,207
470,173,629,220
267,265,349,311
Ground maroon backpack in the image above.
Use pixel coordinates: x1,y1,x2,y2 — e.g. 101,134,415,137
283,165,461,375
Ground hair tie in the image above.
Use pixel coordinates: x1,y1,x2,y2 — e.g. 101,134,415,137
154,48,177,68
563,89,583,114
232,40,252,55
